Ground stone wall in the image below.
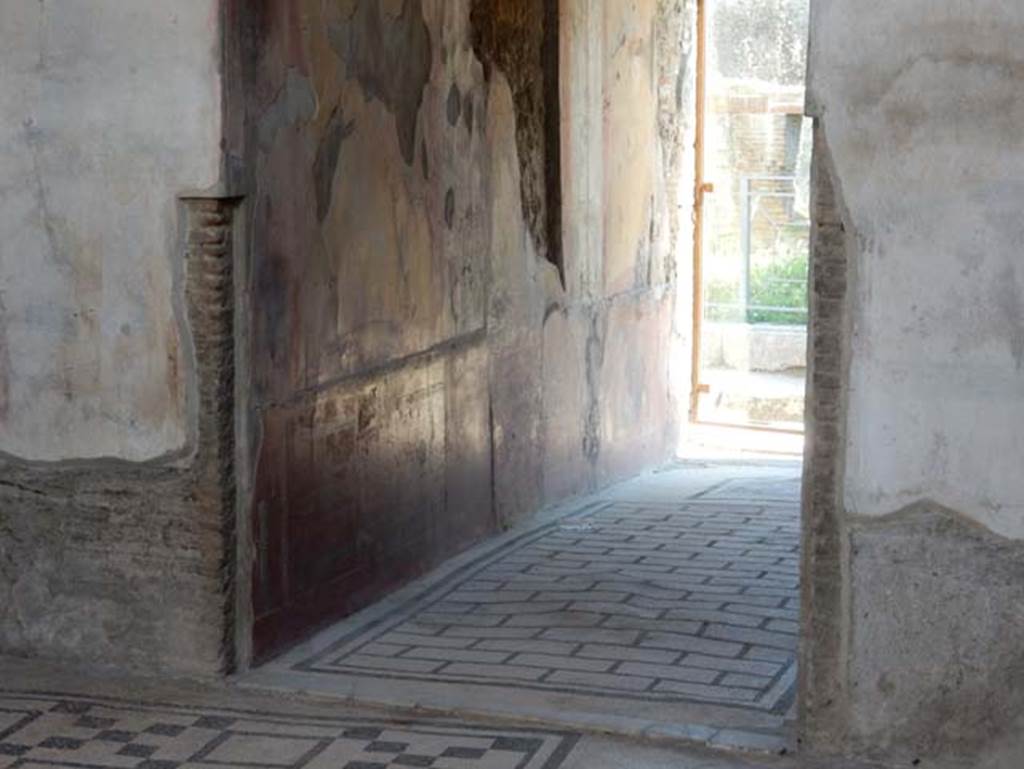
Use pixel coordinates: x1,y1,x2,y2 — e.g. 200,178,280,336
802,1,1024,763
0,2,233,674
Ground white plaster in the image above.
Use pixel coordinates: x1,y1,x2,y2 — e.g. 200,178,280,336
809,0,1024,538
0,0,223,461
561,0,606,300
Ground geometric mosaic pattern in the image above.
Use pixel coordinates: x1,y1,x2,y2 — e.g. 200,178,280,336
0,693,578,769
293,476,800,715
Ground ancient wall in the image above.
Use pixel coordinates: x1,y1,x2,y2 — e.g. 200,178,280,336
0,1,223,461
0,0,692,675
802,1,1024,763
0,1,233,673
239,0,693,662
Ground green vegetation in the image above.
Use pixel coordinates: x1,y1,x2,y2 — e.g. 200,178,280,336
705,249,808,325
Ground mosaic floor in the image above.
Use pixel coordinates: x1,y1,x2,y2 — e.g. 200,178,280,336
0,692,577,769
244,462,802,750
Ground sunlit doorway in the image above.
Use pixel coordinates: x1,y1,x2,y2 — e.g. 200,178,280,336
691,0,811,434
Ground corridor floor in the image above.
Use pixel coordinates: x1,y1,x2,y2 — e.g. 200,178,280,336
242,461,802,753
1,657,887,769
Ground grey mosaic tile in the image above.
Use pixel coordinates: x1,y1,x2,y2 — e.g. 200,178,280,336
0,693,578,769
290,479,800,715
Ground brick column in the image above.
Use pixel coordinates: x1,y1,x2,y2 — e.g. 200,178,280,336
798,123,852,749
184,197,240,672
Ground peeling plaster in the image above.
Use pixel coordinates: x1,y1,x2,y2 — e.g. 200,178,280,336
313,107,356,221
328,0,432,165
256,69,317,150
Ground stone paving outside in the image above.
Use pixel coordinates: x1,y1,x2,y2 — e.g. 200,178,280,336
246,462,802,747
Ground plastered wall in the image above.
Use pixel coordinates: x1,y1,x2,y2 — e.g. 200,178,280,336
811,3,1024,540
0,0,222,462
240,0,693,661
803,1,1024,762
0,1,232,673
0,0,693,678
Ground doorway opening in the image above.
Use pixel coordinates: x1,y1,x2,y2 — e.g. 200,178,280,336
691,0,812,437
237,0,811,751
